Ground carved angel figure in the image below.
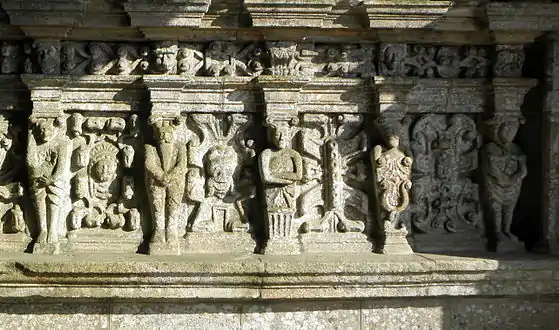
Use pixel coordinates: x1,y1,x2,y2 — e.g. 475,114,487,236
145,116,187,245
373,135,413,226
259,117,303,237
482,114,527,242
27,116,71,244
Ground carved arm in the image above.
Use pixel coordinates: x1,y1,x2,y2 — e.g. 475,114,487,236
144,145,165,183
168,144,188,178
52,139,71,183
259,150,292,185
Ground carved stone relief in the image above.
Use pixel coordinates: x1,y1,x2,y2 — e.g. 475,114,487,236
145,116,188,254
0,114,27,247
409,114,482,251
260,114,303,240
379,44,490,78
299,114,369,234
27,115,72,253
186,113,255,234
481,113,527,251
67,113,140,236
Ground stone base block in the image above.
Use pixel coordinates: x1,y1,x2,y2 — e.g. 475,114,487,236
379,229,414,255
300,233,371,253
66,228,143,254
182,232,255,254
412,230,486,254
0,233,31,252
149,242,180,255
33,239,69,255
264,237,302,255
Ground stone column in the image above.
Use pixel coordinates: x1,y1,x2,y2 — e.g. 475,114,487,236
539,33,559,253
257,76,308,255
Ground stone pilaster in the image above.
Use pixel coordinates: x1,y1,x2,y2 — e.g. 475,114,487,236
539,33,559,253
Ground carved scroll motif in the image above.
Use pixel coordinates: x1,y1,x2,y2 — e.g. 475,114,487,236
186,113,255,233
299,114,369,234
410,114,481,235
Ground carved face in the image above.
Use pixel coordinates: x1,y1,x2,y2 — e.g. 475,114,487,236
155,49,177,73
388,135,400,148
36,120,56,143
270,124,291,149
92,158,117,183
117,46,128,58
154,125,175,143
498,121,519,144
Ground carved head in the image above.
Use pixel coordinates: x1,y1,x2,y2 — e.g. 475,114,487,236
267,116,298,150
0,116,11,151
30,117,64,144
154,42,178,74
149,116,183,144
1,43,15,57
205,145,237,199
388,135,400,148
92,157,118,183
69,113,84,137
486,114,525,145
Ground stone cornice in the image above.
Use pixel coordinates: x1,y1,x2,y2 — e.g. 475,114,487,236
22,74,144,113
0,253,557,300
374,77,489,114
486,3,559,32
492,78,538,114
244,0,336,28
124,0,212,28
143,75,255,115
364,0,452,29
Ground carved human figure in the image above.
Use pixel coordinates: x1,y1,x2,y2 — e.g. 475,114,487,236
115,45,137,75
89,42,113,75
0,116,24,230
482,114,527,242
27,117,71,244
373,135,413,227
259,117,303,238
154,42,178,74
145,117,187,245
1,43,19,74
36,42,60,75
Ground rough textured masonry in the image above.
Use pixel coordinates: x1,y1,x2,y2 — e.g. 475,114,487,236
0,0,558,328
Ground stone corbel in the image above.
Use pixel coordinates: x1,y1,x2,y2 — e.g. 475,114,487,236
364,0,452,29
1,0,88,37
124,0,211,28
22,75,143,114
375,77,488,114
143,76,255,116
486,3,559,33
256,76,310,116
492,78,538,115
244,0,335,28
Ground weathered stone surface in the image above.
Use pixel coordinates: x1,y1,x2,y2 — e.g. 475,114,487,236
0,302,109,330
111,303,241,330
241,301,360,330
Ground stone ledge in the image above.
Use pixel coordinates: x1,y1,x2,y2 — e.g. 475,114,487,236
0,252,557,300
